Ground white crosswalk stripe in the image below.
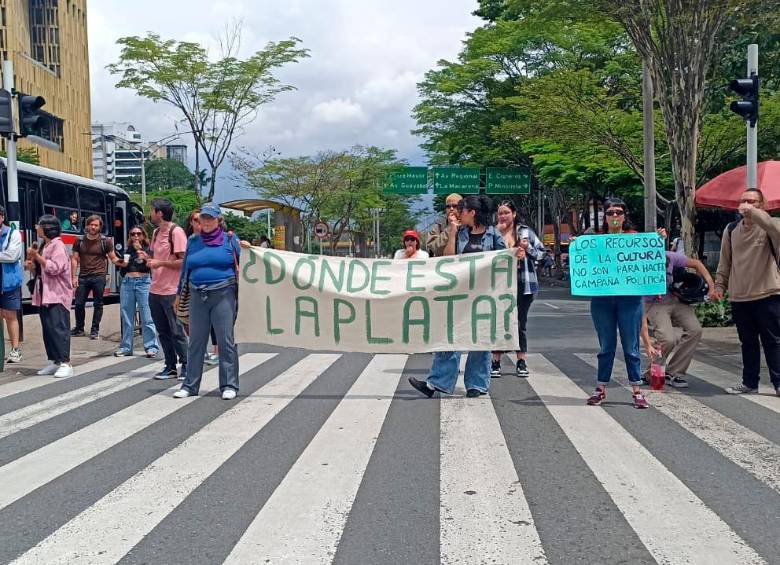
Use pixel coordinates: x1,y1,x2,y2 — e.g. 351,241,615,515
525,354,765,565
0,353,275,511
688,359,780,415
0,355,138,400
0,362,163,440
1,350,777,565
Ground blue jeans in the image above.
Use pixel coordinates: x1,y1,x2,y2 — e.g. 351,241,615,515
426,351,491,394
119,275,159,354
590,296,643,384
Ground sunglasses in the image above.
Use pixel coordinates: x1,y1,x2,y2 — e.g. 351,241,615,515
445,204,460,209
404,237,417,242
605,210,625,217
129,232,143,236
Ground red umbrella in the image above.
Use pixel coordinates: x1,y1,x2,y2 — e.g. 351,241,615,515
695,160,780,210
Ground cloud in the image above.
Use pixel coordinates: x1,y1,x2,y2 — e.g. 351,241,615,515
311,98,368,125
87,0,482,202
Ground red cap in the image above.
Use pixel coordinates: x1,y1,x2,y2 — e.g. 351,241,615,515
402,229,420,242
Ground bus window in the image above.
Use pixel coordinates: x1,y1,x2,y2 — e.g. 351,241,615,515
78,187,108,234
42,180,80,232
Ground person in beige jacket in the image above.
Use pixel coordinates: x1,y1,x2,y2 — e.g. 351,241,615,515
713,188,780,396
425,193,462,257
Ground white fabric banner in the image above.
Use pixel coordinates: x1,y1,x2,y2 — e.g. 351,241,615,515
236,248,519,353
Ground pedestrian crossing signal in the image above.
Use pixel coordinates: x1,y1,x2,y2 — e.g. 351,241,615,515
0,89,12,136
18,94,46,138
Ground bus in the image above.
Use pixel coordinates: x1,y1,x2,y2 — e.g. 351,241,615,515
0,158,146,302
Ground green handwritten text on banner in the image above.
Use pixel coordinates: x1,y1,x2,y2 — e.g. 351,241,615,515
569,234,667,296
236,248,519,353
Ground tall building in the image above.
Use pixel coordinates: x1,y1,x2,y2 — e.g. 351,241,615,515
0,0,92,177
91,122,189,188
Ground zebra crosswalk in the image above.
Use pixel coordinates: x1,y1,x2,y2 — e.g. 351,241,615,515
0,347,777,565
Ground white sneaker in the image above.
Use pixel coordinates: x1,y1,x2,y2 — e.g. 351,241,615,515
221,388,236,400
173,389,193,398
54,364,74,378
7,348,22,363
37,363,59,376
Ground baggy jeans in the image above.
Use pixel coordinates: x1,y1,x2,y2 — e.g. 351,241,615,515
426,350,491,394
180,283,239,394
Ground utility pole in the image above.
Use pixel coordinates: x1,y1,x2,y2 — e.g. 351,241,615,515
747,44,758,188
642,59,657,232
2,60,19,231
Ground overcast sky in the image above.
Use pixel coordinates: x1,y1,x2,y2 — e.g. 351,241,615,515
88,0,481,204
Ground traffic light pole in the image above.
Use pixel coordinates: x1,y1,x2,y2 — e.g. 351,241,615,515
642,59,657,232
747,44,758,189
2,60,19,230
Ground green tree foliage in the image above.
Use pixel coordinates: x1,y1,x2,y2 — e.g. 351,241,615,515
130,189,199,226
144,159,195,191
0,147,40,165
232,145,420,256
108,24,309,200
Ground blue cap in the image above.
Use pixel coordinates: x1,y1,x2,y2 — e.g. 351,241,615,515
200,202,221,218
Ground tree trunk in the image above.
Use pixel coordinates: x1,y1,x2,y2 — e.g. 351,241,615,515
193,135,200,195
208,167,218,202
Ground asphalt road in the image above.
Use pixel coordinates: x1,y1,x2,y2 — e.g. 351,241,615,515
0,289,778,565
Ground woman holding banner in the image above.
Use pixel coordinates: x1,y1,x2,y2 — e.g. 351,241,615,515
409,194,506,398
394,230,429,260
586,198,649,409
491,201,545,378
173,202,241,400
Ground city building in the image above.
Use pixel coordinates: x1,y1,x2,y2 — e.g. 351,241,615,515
0,0,91,176
91,122,189,188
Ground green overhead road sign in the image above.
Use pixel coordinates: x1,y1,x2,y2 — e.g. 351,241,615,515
433,167,480,194
485,167,530,194
385,167,428,194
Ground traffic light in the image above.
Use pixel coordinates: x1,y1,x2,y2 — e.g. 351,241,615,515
729,75,759,127
18,94,46,137
0,89,12,136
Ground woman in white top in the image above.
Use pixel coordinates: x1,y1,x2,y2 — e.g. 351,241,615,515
394,230,430,259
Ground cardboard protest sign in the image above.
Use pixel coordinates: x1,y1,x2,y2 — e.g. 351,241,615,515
569,233,667,296
236,248,519,353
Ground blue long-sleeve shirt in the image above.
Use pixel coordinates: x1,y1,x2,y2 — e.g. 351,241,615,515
178,234,241,292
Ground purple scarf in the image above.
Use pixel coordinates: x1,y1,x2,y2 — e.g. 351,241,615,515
201,226,225,247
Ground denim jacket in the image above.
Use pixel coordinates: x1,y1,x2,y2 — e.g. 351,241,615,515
455,225,506,254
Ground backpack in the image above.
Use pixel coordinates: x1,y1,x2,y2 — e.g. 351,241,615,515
726,220,780,270
152,224,185,257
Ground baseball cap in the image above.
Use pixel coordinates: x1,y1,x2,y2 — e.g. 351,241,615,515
402,229,420,242
199,202,221,218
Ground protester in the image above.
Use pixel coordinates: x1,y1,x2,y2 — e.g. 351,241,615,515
173,202,241,400
491,200,544,378
714,188,780,397
410,194,507,398
70,215,119,339
394,230,429,259
586,198,648,408
141,198,188,380
114,226,159,358
641,244,716,388
257,235,272,248
25,215,73,378
0,206,24,363
183,208,219,365
541,250,554,277
426,193,463,257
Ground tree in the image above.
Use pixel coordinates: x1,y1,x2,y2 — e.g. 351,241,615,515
108,24,309,200
144,159,195,191
232,146,419,256
0,147,40,165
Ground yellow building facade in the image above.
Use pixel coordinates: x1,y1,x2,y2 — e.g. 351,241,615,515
0,0,91,177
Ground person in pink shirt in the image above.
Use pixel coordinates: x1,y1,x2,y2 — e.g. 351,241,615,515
137,198,189,380
25,214,74,378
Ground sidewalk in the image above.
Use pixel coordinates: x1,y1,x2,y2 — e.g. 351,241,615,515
0,304,124,385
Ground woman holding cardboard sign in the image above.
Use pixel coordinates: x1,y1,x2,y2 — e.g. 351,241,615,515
409,194,510,398
586,198,649,409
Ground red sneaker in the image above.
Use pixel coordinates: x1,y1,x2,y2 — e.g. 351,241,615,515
632,392,649,409
587,388,606,406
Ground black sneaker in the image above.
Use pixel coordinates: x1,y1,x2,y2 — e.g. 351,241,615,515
665,375,688,388
466,389,482,398
775,386,780,397
154,367,178,380
490,360,501,377
70,328,85,337
516,359,529,378
89,330,99,340
408,377,434,398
